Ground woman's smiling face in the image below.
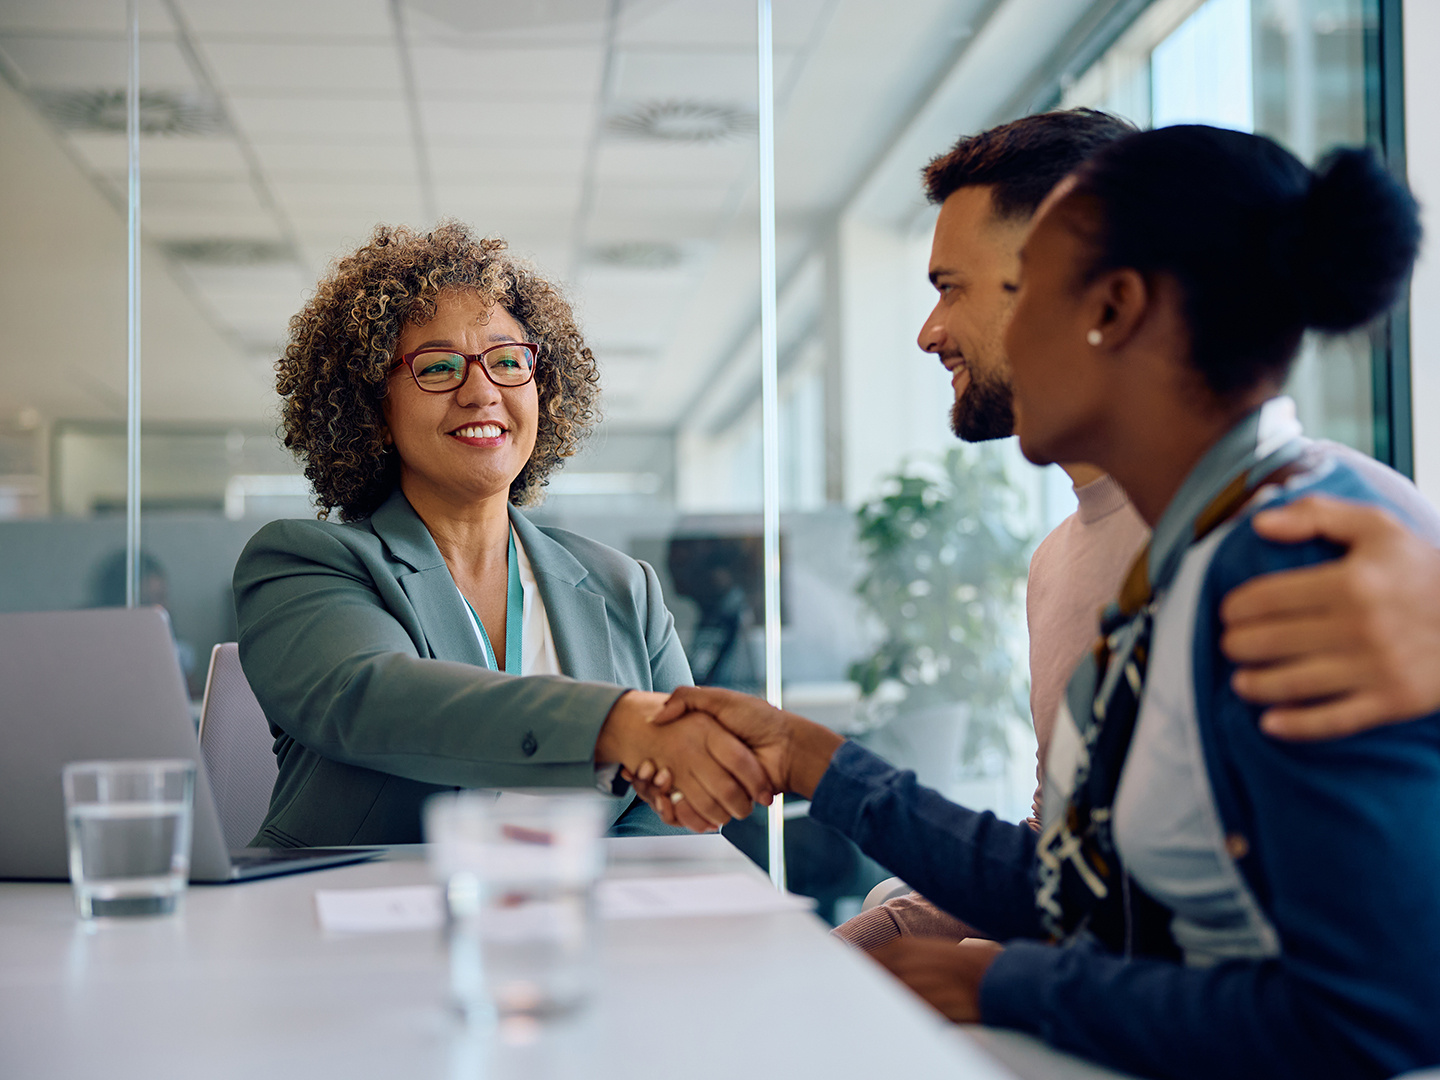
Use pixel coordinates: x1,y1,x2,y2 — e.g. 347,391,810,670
382,289,539,510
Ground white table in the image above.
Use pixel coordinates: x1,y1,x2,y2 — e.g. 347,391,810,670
0,835,1120,1079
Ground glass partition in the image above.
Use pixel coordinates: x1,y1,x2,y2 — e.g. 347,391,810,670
0,10,131,614
1065,0,1388,455
0,0,1408,920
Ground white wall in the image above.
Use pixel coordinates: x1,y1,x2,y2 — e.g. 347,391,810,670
1406,0,1440,505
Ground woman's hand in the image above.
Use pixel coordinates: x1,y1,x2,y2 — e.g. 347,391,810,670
869,937,1004,1023
1221,495,1440,738
654,686,842,795
595,691,774,831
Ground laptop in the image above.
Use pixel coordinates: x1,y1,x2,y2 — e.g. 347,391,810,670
0,607,379,883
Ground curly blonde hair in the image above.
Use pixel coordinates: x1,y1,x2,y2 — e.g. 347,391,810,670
277,221,600,521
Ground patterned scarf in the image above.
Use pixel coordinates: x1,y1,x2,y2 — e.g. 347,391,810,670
1034,397,1305,956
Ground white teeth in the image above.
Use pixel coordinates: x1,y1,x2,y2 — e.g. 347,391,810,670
455,424,503,439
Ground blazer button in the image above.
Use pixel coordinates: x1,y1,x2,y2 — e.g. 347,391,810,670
522,732,538,757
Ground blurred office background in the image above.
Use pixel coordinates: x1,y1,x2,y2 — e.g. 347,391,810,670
1,0,1431,917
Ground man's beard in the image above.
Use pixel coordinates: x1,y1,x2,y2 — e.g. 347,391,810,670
950,369,1015,442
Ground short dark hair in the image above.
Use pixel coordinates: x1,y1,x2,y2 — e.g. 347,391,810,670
1068,125,1421,398
922,108,1138,217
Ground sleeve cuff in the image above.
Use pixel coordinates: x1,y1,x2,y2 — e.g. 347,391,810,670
978,940,1056,1034
809,739,901,834
595,762,625,795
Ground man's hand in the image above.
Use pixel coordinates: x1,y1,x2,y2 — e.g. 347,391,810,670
595,691,773,831
1221,495,1440,738
653,687,843,799
869,937,1004,1023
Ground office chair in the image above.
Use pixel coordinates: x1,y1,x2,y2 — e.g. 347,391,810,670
197,643,279,849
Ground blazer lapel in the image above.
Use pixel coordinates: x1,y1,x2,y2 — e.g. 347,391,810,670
370,491,487,666
509,507,617,683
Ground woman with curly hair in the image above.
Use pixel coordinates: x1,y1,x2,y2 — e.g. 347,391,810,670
233,222,771,846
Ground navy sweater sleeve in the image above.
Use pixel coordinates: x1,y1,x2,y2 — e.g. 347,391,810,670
811,740,1044,942
979,469,1440,1080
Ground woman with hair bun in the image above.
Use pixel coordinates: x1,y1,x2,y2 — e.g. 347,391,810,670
986,125,1439,1077
233,222,771,847
646,126,1438,1079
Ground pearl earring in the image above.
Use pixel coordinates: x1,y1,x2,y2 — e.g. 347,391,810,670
1086,329,1103,346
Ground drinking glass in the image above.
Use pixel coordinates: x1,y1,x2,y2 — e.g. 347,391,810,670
62,759,195,919
426,791,606,1022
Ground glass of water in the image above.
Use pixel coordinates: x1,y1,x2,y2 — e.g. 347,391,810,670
426,791,606,1023
62,759,195,919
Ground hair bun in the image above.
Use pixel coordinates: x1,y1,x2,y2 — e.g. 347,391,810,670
1292,148,1421,332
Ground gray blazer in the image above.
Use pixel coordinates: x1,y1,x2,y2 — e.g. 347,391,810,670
233,490,693,847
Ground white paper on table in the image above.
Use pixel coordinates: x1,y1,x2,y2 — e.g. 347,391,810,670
314,885,445,933
597,873,814,919
313,872,811,934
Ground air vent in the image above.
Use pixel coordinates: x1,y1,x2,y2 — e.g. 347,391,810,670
607,101,756,143
33,89,229,137
163,239,296,266
588,241,683,270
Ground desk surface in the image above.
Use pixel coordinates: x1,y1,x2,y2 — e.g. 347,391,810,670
0,836,1118,1080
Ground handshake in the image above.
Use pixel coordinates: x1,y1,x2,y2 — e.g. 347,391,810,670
595,686,845,833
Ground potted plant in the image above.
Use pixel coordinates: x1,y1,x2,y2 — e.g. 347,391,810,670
847,444,1031,789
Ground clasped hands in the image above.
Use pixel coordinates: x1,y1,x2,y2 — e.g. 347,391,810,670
597,686,841,833
601,685,1001,1022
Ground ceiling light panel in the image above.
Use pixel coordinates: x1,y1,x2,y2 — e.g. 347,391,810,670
0,35,196,92
227,95,410,139
408,46,602,99
175,0,393,39
200,43,403,94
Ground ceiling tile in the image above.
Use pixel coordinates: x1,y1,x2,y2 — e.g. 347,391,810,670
421,99,590,145
227,95,409,138
142,177,266,213
402,0,607,45
433,180,582,217
67,133,250,177
176,0,393,39
201,42,403,94
616,0,831,50
428,142,586,180
611,48,797,103
270,178,423,217
249,138,419,179
0,0,170,36
179,263,311,296
409,45,602,99
591,182,733,221
593,141,750,185
0,35,195,91
141,206,281,240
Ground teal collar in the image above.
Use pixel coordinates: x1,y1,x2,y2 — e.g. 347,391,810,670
462,528,523,675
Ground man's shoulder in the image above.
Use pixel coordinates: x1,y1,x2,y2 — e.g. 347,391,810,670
1204,463,1385,603
1311,439,1440,545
